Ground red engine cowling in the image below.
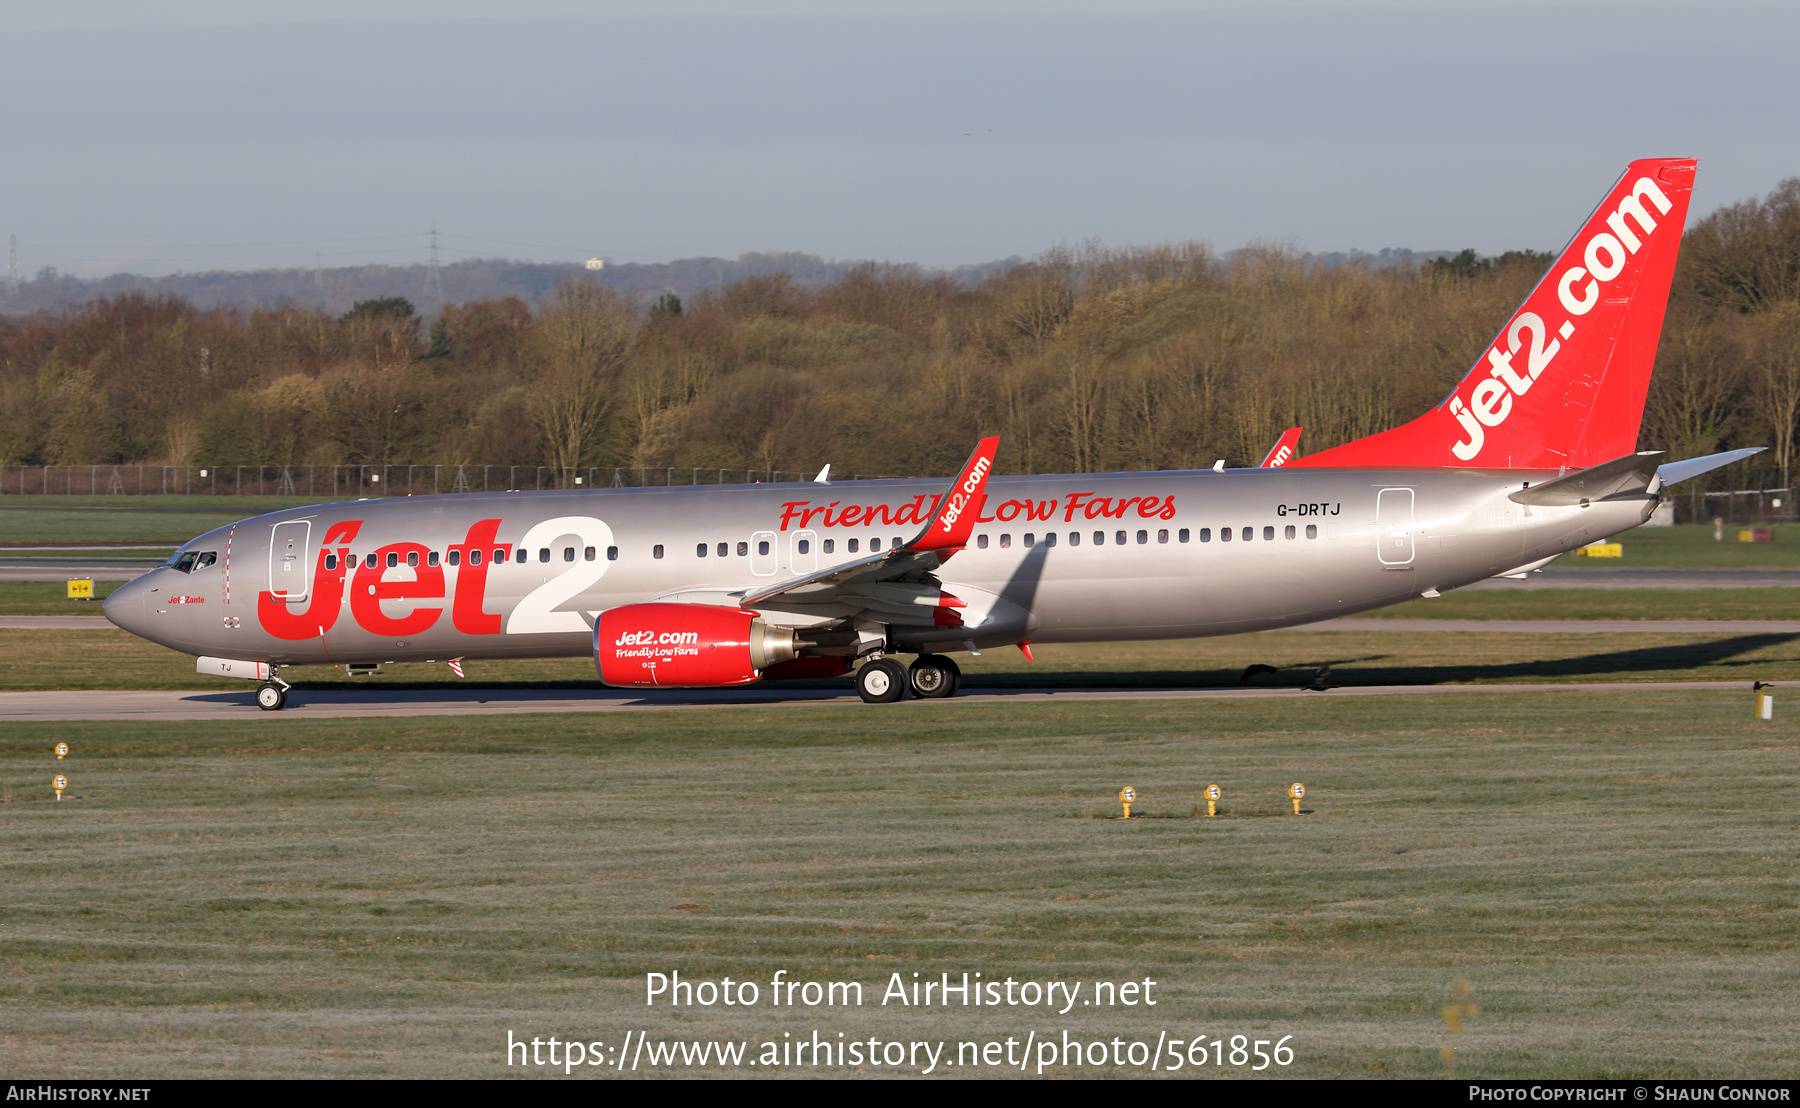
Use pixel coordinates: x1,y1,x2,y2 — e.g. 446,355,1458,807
595,602,800,688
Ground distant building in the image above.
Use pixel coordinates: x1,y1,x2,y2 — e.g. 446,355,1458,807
585,257,605,270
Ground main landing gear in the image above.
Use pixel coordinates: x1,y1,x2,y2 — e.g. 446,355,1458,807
255,674,291,712
855,654,963,704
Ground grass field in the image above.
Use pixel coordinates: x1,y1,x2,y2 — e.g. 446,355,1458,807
5,626,1799,692
1560,524,1800,568
2,692,1795,1079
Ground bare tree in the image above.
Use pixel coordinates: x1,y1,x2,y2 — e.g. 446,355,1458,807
533,277,636,478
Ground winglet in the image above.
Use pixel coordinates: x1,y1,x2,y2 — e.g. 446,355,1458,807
1260,427,1303,468
908,436,1000,552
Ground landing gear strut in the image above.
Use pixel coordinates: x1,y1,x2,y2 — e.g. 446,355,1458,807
856,658,909,704
908,654,962,699
255,673,290,712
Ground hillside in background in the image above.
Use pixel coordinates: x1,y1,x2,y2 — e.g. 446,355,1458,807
0,253,1027,317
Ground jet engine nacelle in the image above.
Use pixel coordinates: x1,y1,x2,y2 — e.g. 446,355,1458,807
594,602,800,688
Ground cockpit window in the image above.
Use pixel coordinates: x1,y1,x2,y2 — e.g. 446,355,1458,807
165,550,217,574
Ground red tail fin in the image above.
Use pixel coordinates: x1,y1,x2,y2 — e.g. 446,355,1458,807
1291,158,1697,470
1260,427,1303,467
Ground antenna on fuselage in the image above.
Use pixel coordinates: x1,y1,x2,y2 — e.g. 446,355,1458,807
813,464,832,484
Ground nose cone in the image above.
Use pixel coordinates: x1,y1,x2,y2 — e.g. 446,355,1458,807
103,574,152,637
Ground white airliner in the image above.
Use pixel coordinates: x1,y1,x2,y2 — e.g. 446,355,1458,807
105,158,1756,708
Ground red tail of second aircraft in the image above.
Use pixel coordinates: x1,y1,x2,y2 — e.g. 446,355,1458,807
1291,158,1697,471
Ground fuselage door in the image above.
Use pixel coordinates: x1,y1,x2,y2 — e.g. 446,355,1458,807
790,529,818,575
750,530,779,577
1376,488,1415,566
269,520,312,602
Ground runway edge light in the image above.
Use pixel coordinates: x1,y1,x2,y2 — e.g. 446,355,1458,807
1288,782,1306,815
1204,783,1221,818
53,775,67,801
55,743,68,760
1118,786,1136,820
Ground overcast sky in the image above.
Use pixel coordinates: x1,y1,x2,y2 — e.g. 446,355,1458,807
5,2,1796,277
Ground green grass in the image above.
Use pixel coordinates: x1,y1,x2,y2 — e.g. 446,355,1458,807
6,626,1800,691
0,583,125,614
1569,524,1800,568
1366,588,1800,621
2,694,1795,1078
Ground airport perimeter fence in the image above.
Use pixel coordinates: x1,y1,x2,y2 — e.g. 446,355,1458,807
0,464,905,499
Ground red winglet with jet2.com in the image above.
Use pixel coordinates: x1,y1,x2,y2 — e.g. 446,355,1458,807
907,436,1001,554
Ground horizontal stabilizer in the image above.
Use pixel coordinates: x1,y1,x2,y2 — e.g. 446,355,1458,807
1654,447,1765,489
1510,451,1663,506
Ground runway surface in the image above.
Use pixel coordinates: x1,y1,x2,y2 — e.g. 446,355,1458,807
9,614,1800,634
0,681,1771,722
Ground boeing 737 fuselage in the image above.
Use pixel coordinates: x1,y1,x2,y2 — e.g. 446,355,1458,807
103,158,1757,707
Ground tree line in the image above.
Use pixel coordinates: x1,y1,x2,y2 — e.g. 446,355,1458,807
2,178,1796,517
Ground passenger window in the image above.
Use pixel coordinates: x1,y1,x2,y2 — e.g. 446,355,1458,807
1198,528,1209,542
492,549,504,563
466,549,479,566
1024,533,1035,547
848,538,860,553
407,551,419,567
1000,534,1011,548
387,551,399,568
977,534,988,549
1285,525,1296,540
1069,532,1081,546
325,554,338,570
195,552,217,570
654,545,665,559
1262,526,1274,541
1092,531,1104,545
1179,528,1190,543
757,540,770,556
607,546,619,561
1158,529,1169,543
427,551,440,567
563,547,575,562
1221,527,1233,542
823,538,835,554
870,538,882,552
736,542,747,556
448,550,460,566
892,536,902,549
538,548,550,563
696,543,708,558
585,546,596,561
1137,530,1148,544
1306,524,1318,539
797,539,810,555
1045,533,1058,548
1242,527,1254,542
717,542,728,557
1114,531,1124,545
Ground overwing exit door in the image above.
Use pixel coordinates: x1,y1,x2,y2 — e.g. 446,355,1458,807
1376,488,1415,567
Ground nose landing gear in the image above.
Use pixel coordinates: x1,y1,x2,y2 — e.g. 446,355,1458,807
255,674,291,712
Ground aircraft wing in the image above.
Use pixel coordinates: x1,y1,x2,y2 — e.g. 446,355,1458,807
737,437,999,621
